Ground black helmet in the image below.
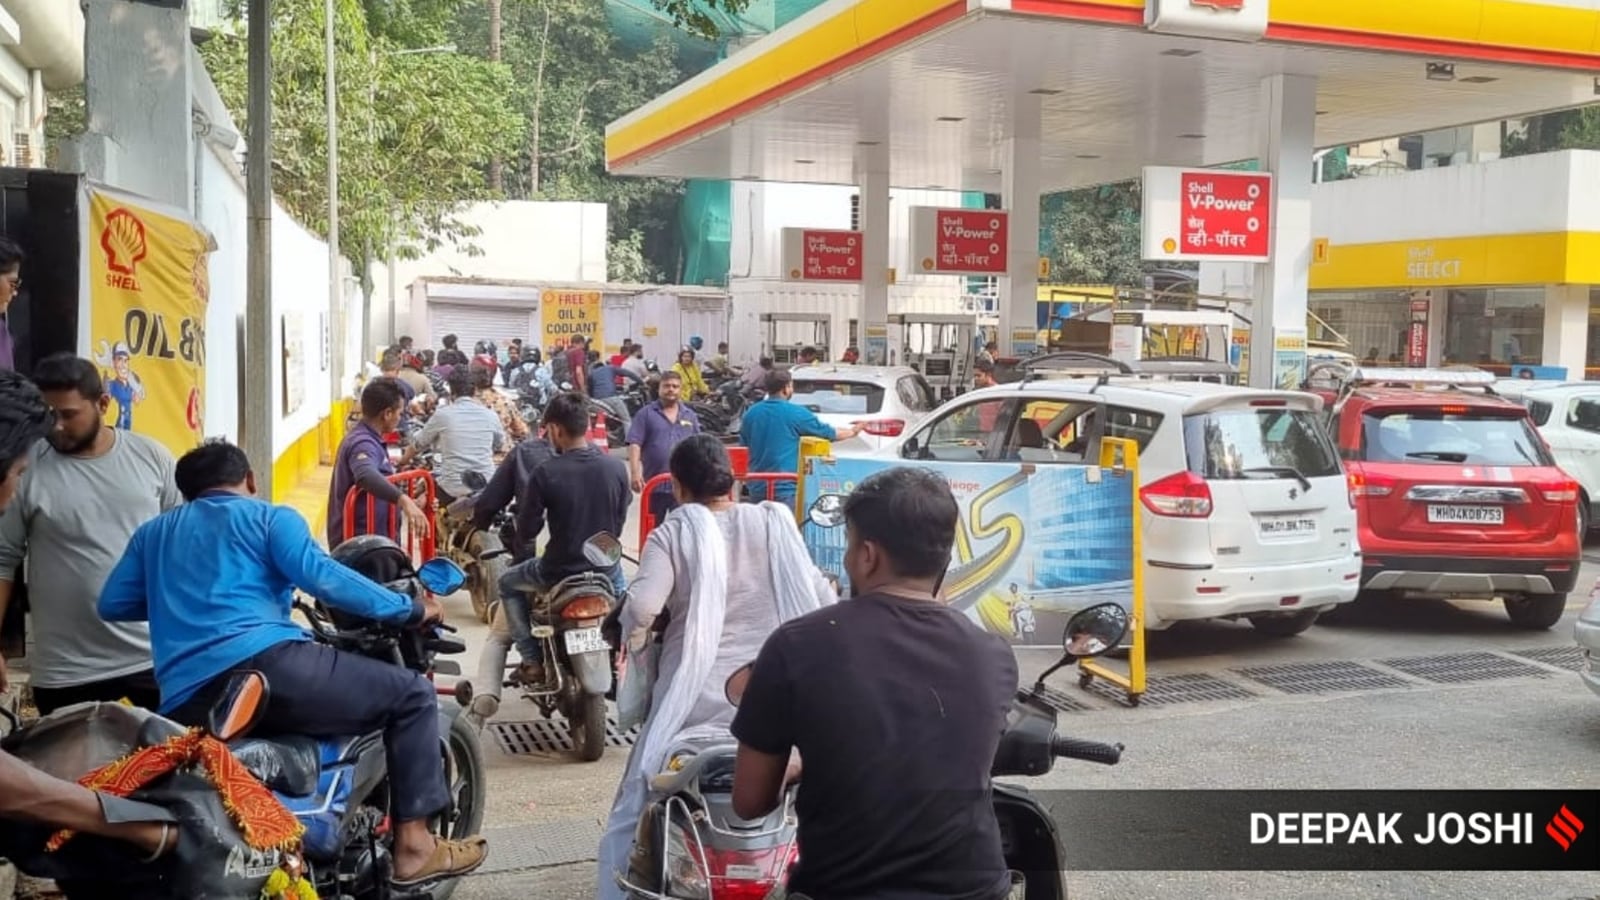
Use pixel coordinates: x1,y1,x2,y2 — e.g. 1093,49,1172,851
330,535,416,585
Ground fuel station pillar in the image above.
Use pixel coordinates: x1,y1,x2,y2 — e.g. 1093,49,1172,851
858,150,892,365
1249,73,1317,390
1001,96,1042,357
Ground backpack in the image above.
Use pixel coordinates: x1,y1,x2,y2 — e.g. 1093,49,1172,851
549,350,572,386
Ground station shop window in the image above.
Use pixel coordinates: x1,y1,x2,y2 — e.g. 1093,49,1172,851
1586,286,1600,379
1442,288,1543,373
1308,292,1412,365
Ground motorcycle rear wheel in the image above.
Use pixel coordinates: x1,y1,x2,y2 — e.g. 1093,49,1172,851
470,555,506,625
430,714,489,900
571,692,608,763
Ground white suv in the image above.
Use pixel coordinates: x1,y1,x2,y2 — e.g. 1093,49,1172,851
882,377,1362,634
788,364,937,455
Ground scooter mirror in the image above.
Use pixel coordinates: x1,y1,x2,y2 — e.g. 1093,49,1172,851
725,663,754,707
583,532,623,568
208,670,269,742
1061,602,1129,659
418,557,468,595
462,470,489,491
807,493,846,528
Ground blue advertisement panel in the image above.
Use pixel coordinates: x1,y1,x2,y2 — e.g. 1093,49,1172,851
800,458,1134,646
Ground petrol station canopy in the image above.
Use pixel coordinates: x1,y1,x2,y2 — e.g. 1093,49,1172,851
606,0,1600,191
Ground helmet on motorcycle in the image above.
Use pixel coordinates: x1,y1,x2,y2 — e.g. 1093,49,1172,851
331,535,417,586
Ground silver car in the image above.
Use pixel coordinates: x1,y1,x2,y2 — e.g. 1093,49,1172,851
1578,579,1600,699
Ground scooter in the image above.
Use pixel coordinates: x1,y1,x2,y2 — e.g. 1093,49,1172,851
628,602,1129,900
0,547,486,900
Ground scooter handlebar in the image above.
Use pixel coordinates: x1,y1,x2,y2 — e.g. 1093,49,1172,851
1051,736,1123,766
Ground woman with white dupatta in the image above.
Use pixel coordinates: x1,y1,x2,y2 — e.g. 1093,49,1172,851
596,434,837,900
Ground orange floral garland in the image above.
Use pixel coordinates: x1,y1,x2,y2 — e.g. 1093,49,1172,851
46,727,305,853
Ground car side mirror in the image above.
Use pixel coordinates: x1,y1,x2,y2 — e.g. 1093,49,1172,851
902,435,920,457
208,670,269,742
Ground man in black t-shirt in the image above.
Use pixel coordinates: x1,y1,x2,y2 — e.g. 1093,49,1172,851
730,467,1019,900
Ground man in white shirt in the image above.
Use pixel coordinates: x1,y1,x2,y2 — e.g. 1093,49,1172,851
401,367,505,503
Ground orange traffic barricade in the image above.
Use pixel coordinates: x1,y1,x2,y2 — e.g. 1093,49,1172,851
341,469,438,568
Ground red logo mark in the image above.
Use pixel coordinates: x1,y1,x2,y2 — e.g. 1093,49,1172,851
1547,805,1584,851
1192,0,1245,8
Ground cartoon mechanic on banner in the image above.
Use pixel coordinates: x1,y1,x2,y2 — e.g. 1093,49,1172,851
976,582,1036,640
94,340,145,430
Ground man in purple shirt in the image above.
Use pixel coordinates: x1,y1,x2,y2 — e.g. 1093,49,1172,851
0,236,23,371
328,379,426,548
626,369,700,521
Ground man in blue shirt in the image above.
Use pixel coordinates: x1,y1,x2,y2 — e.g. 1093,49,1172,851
99,441,488,887
587,349,642,434
328,378,426,548
740,369,860,505
626,370,700,521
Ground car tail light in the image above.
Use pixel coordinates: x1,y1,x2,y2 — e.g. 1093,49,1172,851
1536,478,1580,504
1439,405,1468,414
561,595,611,620
860,419,905,437
1347,470,1394,499
1141,472,1212,518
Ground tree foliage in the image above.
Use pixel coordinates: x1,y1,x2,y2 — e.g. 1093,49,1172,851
1503,105,1600,157
1040,182,1149,285
200,0,523,281
451,0,691,282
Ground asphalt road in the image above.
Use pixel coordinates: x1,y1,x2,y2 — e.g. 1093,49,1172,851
436,544,1600,900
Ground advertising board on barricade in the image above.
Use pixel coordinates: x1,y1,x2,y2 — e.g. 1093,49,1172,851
798,456,1135,648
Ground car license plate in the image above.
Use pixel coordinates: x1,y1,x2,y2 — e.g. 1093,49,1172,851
563,627,608,655
1259,515,1316,538
1426,504,1504,525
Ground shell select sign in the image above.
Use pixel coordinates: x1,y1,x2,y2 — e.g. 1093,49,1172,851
912,207,1010,276
1142,167,1274,263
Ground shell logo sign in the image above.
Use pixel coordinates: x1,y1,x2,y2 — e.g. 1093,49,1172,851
100,208,149,288
84,186,214,458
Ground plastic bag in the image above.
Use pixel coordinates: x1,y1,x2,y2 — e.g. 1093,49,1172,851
614,641,659,732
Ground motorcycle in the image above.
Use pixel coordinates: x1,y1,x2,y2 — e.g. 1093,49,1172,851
686,381,749,443
0,551,487,900
491,533,623,762
432,470,510,626
622,602,1129,900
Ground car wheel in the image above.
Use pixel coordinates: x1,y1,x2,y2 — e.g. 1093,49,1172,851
1579,494,1591,540
1247,609,1320,637
1503,593,1567,630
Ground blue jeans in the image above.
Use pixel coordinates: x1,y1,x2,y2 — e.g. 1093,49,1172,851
499,558,626,663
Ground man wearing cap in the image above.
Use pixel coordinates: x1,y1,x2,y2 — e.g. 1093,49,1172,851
105,344,144,430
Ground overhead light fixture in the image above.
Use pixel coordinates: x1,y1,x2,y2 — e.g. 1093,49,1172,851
1426,62,1455,81
857,140,881,146
1028,88,1062,95
794,159,815,165
936,116,965,122
1593,76,1600,96
1459,75,1498,84
1076,154,1101,159
1161,48,1200,57
1178,133,1205,139
1316,110,1328,116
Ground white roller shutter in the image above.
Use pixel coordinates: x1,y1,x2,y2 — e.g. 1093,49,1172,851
427,303,534,353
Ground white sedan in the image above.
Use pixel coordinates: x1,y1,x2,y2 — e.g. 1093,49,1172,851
787,364,938,455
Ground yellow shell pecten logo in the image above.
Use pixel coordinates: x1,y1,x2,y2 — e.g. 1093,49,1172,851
101,208,149,281
921,257,934,271
789,268,801,279
1162,237,1177,254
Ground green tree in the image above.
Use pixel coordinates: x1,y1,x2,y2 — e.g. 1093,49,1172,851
201,0,523,289
1503,104,1600,156
1040,182,1149,285
454,0,690,281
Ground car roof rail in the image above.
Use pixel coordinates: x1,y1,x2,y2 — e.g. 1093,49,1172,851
1018,352,1133,378
1321,365,1501,405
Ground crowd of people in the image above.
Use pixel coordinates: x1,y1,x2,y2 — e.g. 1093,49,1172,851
0,324,1026,900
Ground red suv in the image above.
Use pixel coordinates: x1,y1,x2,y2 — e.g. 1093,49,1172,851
1317,369,1580,629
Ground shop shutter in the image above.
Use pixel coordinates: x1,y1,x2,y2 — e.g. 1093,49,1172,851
426,303,534,354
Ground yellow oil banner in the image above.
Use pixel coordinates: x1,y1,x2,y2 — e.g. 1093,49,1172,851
539,289,603,351
85,185,213,458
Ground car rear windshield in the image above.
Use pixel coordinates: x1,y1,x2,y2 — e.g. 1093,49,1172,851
1182,407,1341,480
1360,409,1553,466
790,380,885,414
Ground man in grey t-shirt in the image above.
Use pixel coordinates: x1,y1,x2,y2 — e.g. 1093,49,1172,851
401,366,505,503
0,354,179,713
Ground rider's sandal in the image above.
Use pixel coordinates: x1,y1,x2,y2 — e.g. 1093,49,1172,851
390,836,490,888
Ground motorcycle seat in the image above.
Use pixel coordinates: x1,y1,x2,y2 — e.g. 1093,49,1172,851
229,734,321,797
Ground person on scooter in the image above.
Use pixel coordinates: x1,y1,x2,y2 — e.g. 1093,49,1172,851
729,466,1018,900
594,435,835,900
98,440,489,887
0,371,176,858
496,392,631,687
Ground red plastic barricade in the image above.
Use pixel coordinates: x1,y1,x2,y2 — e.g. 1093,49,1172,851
637,468,798,547
341,469,438,567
